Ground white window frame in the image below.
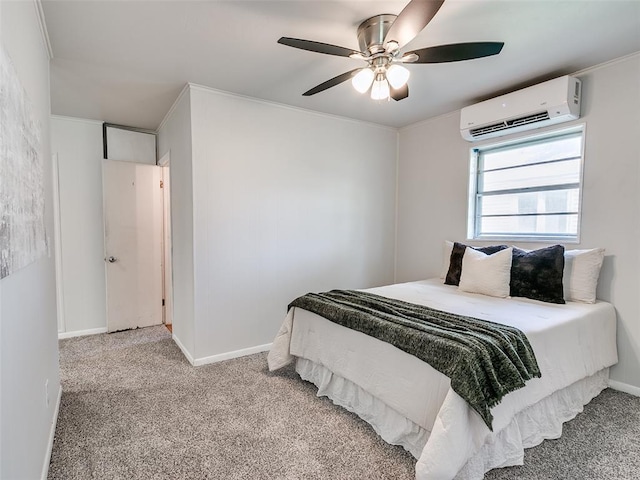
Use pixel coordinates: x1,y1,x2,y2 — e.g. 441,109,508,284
467,125,586,243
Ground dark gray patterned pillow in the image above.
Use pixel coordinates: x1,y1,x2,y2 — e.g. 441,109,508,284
510,245,565,304
445,242,508,286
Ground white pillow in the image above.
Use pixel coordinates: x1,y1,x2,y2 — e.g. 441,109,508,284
459,247,513,298
440,241,454,279
563,248,605,303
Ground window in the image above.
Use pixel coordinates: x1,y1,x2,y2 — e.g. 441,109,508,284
468,127,584,242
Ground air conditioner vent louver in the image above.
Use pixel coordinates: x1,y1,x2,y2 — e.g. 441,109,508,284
470,111,550,138
507,111,550,127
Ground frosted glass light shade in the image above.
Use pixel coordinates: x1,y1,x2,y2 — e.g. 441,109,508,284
352,68,375,93
371,76,390,100
386,64,410,89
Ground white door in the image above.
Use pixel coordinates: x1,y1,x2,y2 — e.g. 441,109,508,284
103,160,163,332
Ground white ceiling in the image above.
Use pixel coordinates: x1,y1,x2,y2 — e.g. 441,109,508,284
42,0,640,130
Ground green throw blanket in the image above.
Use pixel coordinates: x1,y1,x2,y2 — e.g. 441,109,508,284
288,290,541,430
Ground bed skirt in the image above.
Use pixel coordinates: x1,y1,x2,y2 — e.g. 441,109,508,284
296,357,609,480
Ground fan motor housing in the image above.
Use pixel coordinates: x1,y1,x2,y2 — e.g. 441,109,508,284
357,14,397,54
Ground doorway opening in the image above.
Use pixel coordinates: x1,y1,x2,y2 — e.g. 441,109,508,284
102,124,173,334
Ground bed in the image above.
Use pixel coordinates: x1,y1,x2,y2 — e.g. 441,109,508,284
267,276,617,479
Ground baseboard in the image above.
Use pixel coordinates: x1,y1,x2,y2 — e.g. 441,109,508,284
58,327,107,339
193,343,272,367
172,333,195,366
41,386,62,480
609,379,640,397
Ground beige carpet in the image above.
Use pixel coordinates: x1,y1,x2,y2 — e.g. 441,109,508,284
49,326,639,479
49,326,415,479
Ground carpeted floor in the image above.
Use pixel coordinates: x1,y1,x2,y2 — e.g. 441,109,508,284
49,326,640,479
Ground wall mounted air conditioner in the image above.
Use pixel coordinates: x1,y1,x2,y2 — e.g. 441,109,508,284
460,75,581,142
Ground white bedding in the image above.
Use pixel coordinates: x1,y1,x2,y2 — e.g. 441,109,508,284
268,279,617,479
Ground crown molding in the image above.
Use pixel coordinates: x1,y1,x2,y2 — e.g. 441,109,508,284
572,50,640,77
50,114,103,125
187,82,397,133
34,0,53,60
156,83,190,133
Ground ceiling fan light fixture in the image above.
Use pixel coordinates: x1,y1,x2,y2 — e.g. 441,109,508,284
386,64,410,89
371,73,390,100
352,68,375,93
278,1,505,102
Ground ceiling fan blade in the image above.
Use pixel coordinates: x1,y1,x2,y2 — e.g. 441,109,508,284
384,0,445,49
303,69,361,96
406,42,504,63
391,84,409,101
278,37,362,58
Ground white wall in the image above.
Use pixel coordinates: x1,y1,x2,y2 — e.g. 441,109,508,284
51,116,107,335
158,85,398,363
190,86,398,361
157,87,195,358
0,1,61,478
397,53,640,391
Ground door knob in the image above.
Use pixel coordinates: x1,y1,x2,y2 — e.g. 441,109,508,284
107,256,117,263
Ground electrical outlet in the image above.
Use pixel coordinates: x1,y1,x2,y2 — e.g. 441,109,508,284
45,379,50,408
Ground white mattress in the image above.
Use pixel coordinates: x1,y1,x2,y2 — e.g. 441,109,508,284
268,279,617,479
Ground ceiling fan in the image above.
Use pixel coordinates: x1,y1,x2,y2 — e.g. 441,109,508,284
278,0,504,101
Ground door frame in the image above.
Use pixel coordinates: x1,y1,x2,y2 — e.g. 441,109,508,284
51,153,66,334
158,151,173,328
